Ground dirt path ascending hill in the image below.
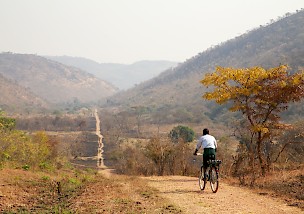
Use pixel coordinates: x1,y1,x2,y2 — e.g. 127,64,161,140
94,109,105,168
144,176,303,214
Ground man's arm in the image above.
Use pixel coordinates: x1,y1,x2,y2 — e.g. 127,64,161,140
214,138,217,152
194,137,202,155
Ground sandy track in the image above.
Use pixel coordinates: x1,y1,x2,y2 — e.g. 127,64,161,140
94,109,105,168
144,176,303,214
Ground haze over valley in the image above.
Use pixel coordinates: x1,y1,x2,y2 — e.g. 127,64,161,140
46,56,178,90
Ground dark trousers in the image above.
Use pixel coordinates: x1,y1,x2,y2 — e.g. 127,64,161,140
203,148,216,169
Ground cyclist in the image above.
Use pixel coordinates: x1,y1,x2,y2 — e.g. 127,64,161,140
193,128,217,180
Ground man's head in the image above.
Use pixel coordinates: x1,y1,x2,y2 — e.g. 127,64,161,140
203,128,209,135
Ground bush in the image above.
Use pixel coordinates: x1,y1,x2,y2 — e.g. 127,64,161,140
0,114,61,170
0,110,16,130
169,125,195,143
111,136,197,176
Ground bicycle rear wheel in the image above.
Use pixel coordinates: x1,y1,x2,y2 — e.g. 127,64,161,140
199,167,206,190
210,166,219,193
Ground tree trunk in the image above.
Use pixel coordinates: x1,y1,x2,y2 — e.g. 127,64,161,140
248,139,256,185
257,132,266,176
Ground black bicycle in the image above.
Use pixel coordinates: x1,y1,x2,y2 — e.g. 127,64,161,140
197,154,222,193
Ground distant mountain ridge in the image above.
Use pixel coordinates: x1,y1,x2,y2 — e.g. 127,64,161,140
0,53,118,105
46,56,178,90
105,10,304,122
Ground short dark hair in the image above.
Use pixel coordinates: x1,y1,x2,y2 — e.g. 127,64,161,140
203,128,209,135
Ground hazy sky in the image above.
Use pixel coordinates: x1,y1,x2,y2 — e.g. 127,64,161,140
0,0,303,64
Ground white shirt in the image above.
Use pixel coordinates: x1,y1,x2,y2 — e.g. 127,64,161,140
196,134,217,150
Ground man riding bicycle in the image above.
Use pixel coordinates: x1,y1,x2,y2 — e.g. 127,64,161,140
193,128,217,180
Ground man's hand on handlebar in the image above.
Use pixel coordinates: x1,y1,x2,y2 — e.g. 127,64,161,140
193,149,203,156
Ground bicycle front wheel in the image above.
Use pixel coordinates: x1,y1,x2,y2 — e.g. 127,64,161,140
210,167,219,193
199,167,206,190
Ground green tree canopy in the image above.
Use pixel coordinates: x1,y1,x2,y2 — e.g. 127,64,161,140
169,125,195,143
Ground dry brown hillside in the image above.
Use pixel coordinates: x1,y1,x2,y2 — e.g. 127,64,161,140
0,53,118,104
0,73,49,113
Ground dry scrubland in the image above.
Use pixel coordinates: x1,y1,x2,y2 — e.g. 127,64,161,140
0,167,303,213
1,110,303,213
0,168,183,213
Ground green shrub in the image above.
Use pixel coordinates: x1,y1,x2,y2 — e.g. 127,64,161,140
41,175,50,181
169,125,195,143
22,164,30,170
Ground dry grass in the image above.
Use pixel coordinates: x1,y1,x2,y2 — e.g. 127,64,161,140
0,168,182,213
255,167,304,209
70,172,182,213
225,167,304,210
0,169,40,212
0,167,94,213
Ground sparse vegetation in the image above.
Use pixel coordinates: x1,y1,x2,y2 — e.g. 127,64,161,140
16,114,95,132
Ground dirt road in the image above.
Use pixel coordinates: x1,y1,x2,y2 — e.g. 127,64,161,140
144,176,303,214
94,109,105,168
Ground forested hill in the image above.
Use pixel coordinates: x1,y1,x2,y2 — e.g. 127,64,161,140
105,10,304,121
0,53,118,104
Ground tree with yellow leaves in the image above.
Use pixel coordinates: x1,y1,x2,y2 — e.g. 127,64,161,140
201,65,304,176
